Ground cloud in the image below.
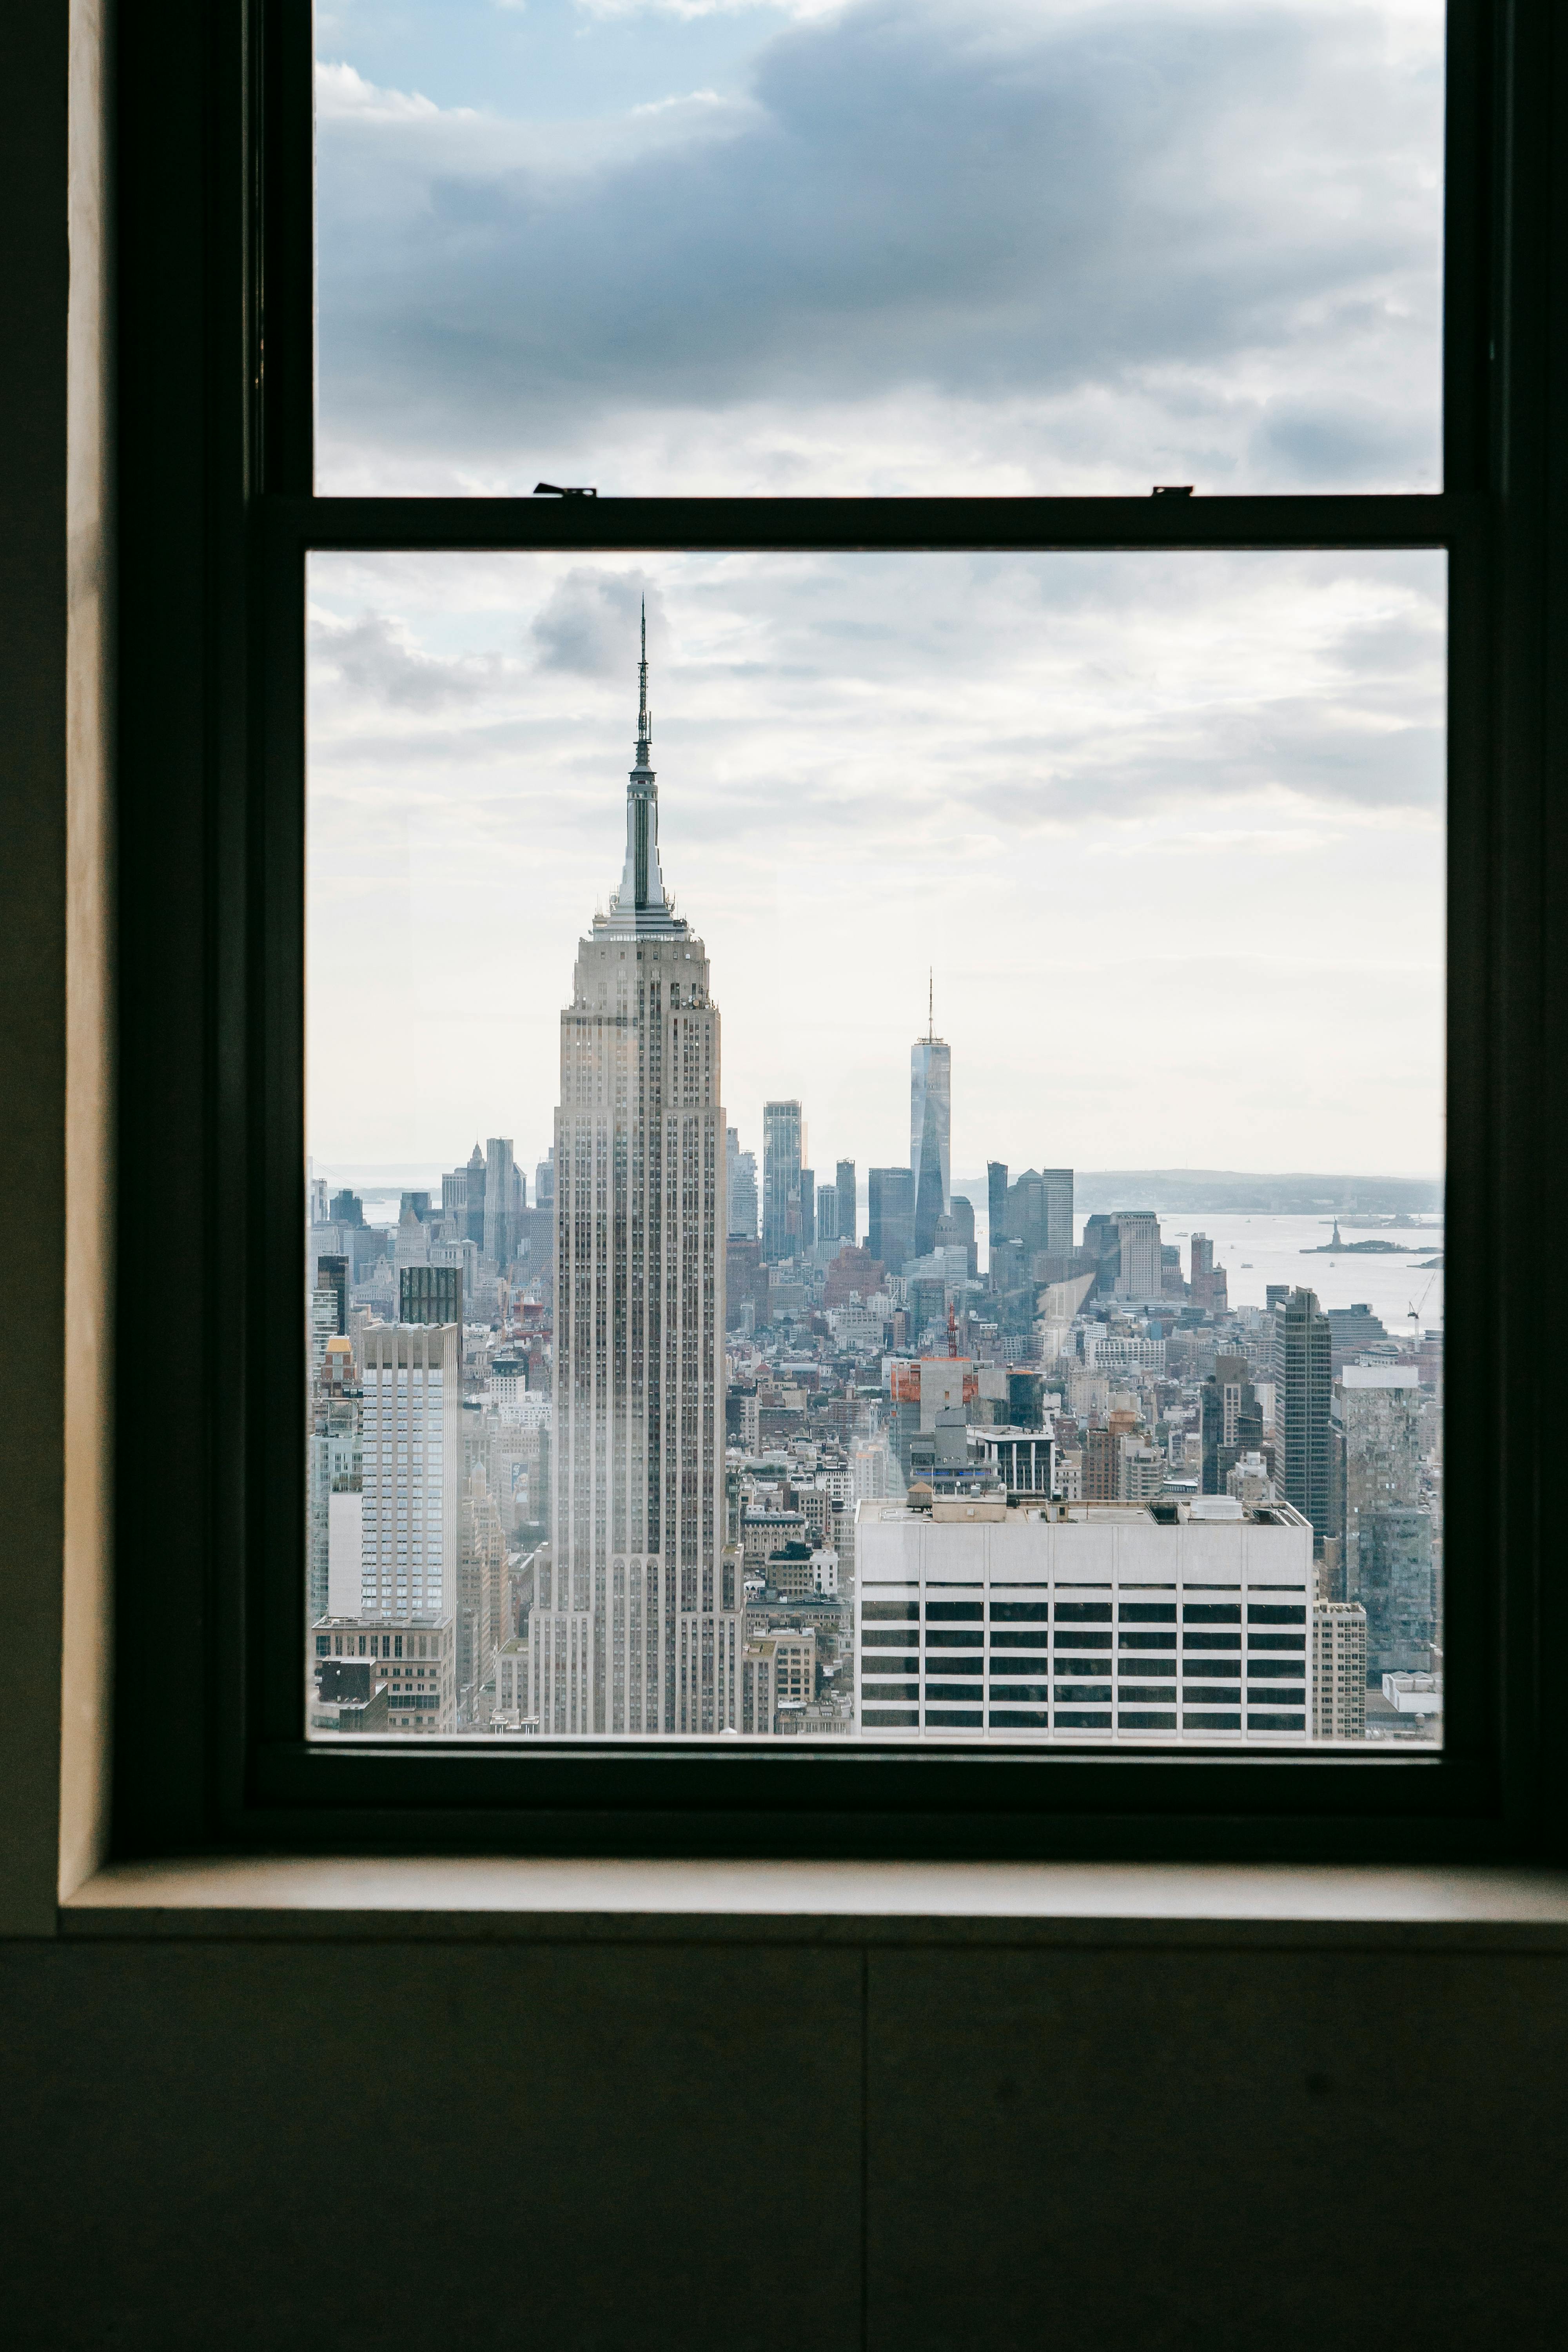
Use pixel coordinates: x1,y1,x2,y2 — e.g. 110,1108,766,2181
305,546,1446,1172
530,568,670,674
310,609,506,706
314,0,1443,492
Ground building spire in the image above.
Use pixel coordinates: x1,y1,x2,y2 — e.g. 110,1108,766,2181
604,605,683,935
927,967,934,1043
636,597,651,768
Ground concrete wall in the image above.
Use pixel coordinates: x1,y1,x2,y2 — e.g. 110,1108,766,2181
2,1927,1565,2349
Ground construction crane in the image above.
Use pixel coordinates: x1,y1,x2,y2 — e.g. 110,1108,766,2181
1405,1271,1438,1349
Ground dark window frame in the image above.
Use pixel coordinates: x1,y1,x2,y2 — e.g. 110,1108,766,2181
112,0,1568,1863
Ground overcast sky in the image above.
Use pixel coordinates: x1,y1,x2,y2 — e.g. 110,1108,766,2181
306,548,1446,1185
314,0,1444,496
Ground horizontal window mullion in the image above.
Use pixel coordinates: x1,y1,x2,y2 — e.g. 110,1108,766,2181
261,490,1478,560
247,1739,1496,1839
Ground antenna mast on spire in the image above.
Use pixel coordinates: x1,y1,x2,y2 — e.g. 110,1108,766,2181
636,597,651,762
927,968,935,1043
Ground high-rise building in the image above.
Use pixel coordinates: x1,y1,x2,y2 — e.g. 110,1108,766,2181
1336,1366,1428,1587
937,1194,977,1278
1359,1507,1436,1678
799,1166,816,1252
534,1146,555,1210
763,1099,803,1260
1189,1232,1229,1313
443,1145,488,1247
856,1497,1313,1741
910,987,951,1259
836,1158,857,1247
995,1168,1074,1264
987,1161,1008,1274
1312,1600,1368,1738
726,1127,759,1240
815,1183,839,1247
399,1263,463,1328
359,1321,461,1621
315,1254,348,1337
308,1325,361,1625
1274,1287,1333,1553
483,1137,524,1269
868,1165,915,1274
530,618,742,1737
1201,1353,1264,1494
1111,1210,1162,1298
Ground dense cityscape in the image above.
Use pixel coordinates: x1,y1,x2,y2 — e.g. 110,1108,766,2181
306,626,1443,1748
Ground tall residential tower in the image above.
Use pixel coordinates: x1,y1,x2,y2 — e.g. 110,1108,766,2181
530,614,742,1735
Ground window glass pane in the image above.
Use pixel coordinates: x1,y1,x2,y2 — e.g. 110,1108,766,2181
313,0,1445,495
304,547,1445,1747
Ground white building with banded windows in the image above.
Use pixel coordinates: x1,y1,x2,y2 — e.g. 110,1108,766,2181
855,1495,1313,1743
359,1321,460,1620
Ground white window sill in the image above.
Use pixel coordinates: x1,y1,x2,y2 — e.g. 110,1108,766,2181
58,1857,1568,1947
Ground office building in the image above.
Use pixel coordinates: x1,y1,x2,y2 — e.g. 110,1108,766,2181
726,1127,759,1240
816,1181,840,1247
1312,1600,1368,1738
1189,1233,1229,1313
315,1253,348,1337
991,1166,1075,1266
399,1263,463,1328
763,1099,804,1260
1327,1302,1389,1368
739,1630,815,1735
1274,1287,1334,1553
911,995,951,1259
1337,1366,1428,1588
1359,1507,1436,1678
868,1165,915,1274
359,1321,462,1621
856,1494,1312,1740
1111,1210,1163,1298
534,1146,555,1210
308,1329,361,1626
938,1195,977,1278
987,1162,1009,1272
458,1460,507,1715
836,1158,857,1246
309,1615,456,1735
1201,1354,1265,1495
799,1166,816,1251
529,619,743,1737
483,1137,524,1270
443,1145,488,1247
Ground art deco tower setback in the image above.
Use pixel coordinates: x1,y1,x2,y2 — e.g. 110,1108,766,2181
531,613,741,1735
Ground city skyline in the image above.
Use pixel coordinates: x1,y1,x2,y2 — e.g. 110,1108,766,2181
306,546,1446,1178
307,612,1442,1746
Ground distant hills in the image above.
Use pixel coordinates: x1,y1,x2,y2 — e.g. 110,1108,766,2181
1068,1171,1443,1217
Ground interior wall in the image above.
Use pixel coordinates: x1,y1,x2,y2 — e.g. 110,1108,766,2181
0,2,71,1937
0,1932,1563,2351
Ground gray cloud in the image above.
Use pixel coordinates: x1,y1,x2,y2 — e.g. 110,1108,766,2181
312,611,503,706
315,1,1442,487
531,568,670,674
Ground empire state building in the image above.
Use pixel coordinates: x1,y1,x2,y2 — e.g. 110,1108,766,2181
530,615,740,1735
